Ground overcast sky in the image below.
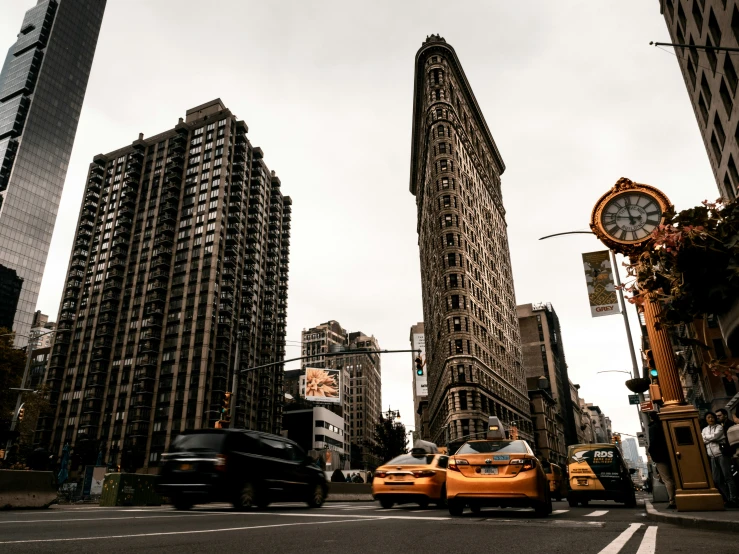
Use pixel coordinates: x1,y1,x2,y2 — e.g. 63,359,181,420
2,1,718,450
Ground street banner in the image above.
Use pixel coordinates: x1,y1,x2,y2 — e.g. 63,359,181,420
582,250,620,318
412,333,427,397
628,395,639,405
303,368,340,404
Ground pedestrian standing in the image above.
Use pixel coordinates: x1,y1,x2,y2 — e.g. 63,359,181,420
647,412,676,509
702,412,738,508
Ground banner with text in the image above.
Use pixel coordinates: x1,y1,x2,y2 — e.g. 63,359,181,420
412,333,427,397
582,250,620,318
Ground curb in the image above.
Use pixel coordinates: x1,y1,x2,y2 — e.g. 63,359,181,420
326,495,375,503
645,500,739,533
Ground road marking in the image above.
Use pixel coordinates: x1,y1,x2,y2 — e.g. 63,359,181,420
635,526,657,554
585,510,609,517
340,507,379,511
551,509,569,515
0,513,239,524
0,517,388,545
597,523,642,554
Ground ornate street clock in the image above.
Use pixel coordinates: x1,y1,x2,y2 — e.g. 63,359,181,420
590,177,672,254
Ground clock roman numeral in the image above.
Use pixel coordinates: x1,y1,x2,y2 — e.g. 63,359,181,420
619,229,628,240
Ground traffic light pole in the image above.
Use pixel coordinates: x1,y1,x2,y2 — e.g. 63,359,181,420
236,349,422,375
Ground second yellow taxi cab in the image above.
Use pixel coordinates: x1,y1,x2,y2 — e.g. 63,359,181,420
446,438,552,517
372,442,448,509
544,462,567,502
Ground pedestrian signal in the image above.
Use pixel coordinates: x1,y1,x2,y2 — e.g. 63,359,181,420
414,356,424,376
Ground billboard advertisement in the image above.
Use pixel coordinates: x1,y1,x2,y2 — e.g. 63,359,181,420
582,250,620,318
303,367,340,404
412,333,427,397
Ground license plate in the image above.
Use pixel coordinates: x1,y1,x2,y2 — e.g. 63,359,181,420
481,467,498,475
179,463,192,471
576,478,589,486
391,474,409,481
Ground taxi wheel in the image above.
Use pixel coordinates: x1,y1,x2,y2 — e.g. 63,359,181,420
448,500,464,516
435,486,447,508
567,497,578,508
533,500,550,518
379,498,394,509
417,498,430,509
469,504,481,515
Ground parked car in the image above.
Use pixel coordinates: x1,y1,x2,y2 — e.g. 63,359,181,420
157,429,328,510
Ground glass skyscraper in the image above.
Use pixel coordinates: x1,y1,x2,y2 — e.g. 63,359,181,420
0,0,106,345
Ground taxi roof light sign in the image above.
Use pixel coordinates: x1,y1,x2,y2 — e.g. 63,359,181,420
487,416,506,440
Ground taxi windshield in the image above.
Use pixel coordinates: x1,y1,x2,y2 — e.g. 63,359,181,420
456,440,528,454
386,454,435,465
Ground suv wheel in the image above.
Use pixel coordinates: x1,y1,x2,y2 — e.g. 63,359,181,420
172,496,193,511
233,481,257,511
307,484,326,508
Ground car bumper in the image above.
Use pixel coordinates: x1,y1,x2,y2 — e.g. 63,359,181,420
446,469,544,503
372,479,442,500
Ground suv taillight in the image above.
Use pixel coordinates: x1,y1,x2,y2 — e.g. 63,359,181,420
214,454,227,471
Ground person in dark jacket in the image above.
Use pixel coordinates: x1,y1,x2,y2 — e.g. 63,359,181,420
648,412,676,509
330,468,346,483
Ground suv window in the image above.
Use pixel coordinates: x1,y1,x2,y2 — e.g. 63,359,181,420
261,437,290,460
284,443,303,462
227,432,259,454
170,433,224,453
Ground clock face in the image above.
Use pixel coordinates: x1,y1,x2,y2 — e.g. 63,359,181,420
600,192,662,242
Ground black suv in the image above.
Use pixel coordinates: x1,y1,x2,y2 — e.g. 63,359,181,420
157,429,328,510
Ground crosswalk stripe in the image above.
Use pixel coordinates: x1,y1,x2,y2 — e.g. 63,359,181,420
585,510,609,517
551,509,569,515
598,523,642,554
635,526,658,554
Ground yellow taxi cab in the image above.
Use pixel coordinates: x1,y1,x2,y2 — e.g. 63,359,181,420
372,441,448,509
446,418,551,517
543,462,567,502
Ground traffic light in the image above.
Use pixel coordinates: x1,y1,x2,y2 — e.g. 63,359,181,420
414,356,424,376
645,349,658,380
220,392,232,423
17,404,25,423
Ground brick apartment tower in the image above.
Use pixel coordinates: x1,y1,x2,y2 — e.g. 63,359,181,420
40,100,291,471
410,36,532,445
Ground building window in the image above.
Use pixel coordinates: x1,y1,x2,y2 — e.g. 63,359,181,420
698,93,709,124
720,79,734,116
711,131,722,162
451,295,460,309
724,55,738,95
455,340,463,354
447,253,456,267
692,1,704,34
453,317,461,331
708,8,721,44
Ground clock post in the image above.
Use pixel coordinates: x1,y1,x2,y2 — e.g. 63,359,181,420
590,178,724,512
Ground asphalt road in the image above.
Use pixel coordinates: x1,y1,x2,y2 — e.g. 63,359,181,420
0,496,734,553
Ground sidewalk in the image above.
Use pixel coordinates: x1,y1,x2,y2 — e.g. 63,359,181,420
645,500,739,533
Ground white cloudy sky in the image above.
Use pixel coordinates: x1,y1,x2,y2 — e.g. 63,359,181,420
2,1,718,448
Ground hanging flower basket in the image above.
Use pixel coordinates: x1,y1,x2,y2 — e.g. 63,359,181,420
625,378,651,394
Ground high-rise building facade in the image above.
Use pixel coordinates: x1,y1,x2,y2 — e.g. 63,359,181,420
517,302,577,446
39,99,291,471
410,35,532,445
299,320,382,468
622,437,640,465
659,0,739,200
0,0,106,344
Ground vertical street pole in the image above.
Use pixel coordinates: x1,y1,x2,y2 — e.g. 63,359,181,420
229,331,242,429
609,250,640,380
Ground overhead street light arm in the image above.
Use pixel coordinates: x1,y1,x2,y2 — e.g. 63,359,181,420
538,230,594,240
651,41,739,53
237,349,421,374
596,370,633,375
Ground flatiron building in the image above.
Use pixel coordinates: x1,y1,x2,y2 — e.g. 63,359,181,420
409,36,532,445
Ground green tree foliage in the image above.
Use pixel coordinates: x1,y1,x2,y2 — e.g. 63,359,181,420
626,199,739,326
373,416,408,464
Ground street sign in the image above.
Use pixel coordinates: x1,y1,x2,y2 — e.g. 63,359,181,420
628,394,639,405
637,432,646,447
640,400,654,412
